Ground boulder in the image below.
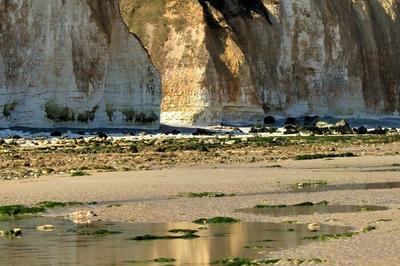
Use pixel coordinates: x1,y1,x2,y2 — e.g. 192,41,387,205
284,117,299,126
264,116,276,125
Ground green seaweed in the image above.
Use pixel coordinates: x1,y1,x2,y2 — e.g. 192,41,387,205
193,217,239,224
131,232,199,240
255,201,328,209
304,232,358,241
295,152,355,160
178,192,235,198
71,170,90,177
153,258,176,263
36,201,84,208
168,229,198,234
0,205,46,216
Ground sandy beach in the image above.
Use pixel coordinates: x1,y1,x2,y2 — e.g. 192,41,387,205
1,155,400,265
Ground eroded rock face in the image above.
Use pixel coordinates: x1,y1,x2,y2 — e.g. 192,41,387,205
122,0,400,125
0,0,161,129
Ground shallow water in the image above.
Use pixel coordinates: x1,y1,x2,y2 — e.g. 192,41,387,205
240,205,389,217
0,217,351,265
290,182,400,193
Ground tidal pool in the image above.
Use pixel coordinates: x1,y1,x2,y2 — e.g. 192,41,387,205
0,217,352,265
240,205,389,217
290,182,400,193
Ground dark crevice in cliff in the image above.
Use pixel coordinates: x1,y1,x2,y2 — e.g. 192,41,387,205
199,0,274,25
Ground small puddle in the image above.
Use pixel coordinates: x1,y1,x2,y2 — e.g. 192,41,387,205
240,205,389,217
290,182,400,193
0,217,352,265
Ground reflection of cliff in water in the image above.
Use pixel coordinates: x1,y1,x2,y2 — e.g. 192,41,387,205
0,218,352,265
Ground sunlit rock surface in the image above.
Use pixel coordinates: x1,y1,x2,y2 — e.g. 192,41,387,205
122,0,400,125
0,0,161,129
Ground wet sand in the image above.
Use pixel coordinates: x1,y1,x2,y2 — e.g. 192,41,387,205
1,155,400,265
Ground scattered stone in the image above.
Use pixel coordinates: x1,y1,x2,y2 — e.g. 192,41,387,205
97,132,108,139
36,224,54,231
307,222,321,232
370,126,388,135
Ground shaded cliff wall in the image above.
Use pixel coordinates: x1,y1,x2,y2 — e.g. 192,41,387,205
122,0,400,125
0,0,161,129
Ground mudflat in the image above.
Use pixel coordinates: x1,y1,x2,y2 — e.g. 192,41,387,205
1,154,400,265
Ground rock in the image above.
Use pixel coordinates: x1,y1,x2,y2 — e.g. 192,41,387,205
315,121,330,129
36,224,54,231
334,119,353,134
193,128,214,135
224,140,236,145
2,228,22,238
50,130,62,137
370,126,388,135
284,117,299,126
307,223,321,232
264,116,276,125
356,126,368,135
304,116,320,127
65,210,97,225
1,0,161,129
284,125,300,135
97,132,108,140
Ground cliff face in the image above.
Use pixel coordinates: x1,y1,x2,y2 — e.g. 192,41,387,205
122,0,400,125
0,0,161,129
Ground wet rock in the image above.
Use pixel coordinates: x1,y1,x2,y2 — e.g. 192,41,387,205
250,125,278,133
36,224,54,231
370,126,388,135
65,210,97,225
224,140,236,145
303,116,320,127
334,119,353,134
356,126,368,135
97,132,108,140
284,117,299,126
307,223,321,232
264,116,276,125
0,228,22,238
12,135,21,139
50,130,62,137
284,124,300,135
193,128,214,135
315,121,330,128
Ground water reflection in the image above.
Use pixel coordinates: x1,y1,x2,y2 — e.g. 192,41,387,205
290,182,400,193
0,217,352,265
240,205,389,217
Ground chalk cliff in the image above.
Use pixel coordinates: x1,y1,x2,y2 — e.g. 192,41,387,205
0,0,161,129
122,0,400,125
